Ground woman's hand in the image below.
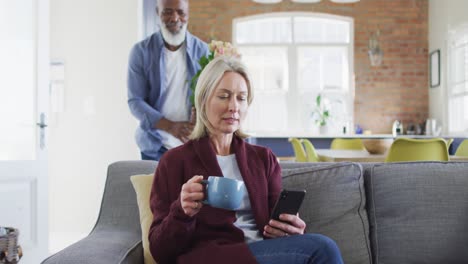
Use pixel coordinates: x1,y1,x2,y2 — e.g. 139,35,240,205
263,213,306,238
180,175,205,217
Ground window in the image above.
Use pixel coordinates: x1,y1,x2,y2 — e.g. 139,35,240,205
233,13,354,136
448,25,468,134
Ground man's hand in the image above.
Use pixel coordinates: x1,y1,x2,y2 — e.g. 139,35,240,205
156,118,194,143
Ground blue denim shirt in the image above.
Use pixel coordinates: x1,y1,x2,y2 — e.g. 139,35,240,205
127,31,209,159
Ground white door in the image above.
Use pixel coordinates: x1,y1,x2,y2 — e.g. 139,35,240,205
0,0,49,263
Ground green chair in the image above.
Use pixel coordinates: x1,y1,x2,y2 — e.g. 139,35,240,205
385,138,449,162
445,138,454,149
289,138,307,162
455,139,468,156
330,138,365,150
301,139,320,162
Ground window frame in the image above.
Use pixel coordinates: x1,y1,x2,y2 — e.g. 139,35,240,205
447,24,468,134
233,12,355,136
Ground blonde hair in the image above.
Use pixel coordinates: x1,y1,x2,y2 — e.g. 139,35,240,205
190,56,254,140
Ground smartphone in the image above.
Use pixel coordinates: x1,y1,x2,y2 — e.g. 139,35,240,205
270,189,306,221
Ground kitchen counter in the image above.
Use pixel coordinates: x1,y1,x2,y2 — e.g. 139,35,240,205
249,133,460,139
247,134,467,157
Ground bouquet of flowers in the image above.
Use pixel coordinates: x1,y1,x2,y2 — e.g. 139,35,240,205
190,40,241,107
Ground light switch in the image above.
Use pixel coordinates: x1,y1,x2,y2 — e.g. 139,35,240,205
50,61,65,81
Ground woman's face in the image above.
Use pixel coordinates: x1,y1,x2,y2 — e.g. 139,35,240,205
206,71,249,137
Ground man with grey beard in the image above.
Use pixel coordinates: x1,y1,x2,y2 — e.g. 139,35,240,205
127,0,209,161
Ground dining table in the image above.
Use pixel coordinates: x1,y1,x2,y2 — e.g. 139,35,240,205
315,149,468,162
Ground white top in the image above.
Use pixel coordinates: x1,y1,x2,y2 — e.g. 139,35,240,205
216,154,263,243
158,44,189,149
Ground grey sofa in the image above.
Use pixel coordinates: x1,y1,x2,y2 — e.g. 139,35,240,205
42,160,468,264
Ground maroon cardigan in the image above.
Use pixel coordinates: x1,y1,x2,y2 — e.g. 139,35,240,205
148,135,282,264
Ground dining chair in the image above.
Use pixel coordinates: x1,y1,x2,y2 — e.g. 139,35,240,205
385,138,449,162
301,139,320,162
330,138,365,150
289,138,307,162
455,139,468,156
445,138,454,149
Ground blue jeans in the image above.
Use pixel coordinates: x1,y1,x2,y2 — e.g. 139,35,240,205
141,146,168,161
248,234,343,264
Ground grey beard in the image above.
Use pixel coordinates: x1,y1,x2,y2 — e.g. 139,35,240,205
160,23,187,47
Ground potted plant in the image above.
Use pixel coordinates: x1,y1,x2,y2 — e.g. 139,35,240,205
312,94,330,134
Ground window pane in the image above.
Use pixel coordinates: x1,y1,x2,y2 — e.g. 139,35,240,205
234,13,353,135
239,46,289,133
294,17,350,43
454,34,468,46
448,95,468,133
297,49,321,92
236,17,292,44
450,83,468,95
465,45,468,84
0,0,35,160
238,46,289,91
244,93,288,134
452,46,466,84
297,46,348,92
323,49,348,90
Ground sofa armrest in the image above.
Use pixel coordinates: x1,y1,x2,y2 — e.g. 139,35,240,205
41,230,142,264
121,242,144,264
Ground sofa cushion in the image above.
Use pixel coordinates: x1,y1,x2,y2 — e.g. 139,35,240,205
130,174,157,264
282,162,371,264
366,162,468,264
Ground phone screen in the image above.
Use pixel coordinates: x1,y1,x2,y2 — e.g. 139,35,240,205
270,189,306,221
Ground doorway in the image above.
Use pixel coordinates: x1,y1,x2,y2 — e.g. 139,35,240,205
0,0,50,262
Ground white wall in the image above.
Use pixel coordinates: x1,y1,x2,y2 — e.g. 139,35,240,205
49,0,140,252
429,0,468,134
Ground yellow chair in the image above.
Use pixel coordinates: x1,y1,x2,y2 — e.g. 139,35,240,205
385,138,449,162
445,138,454,149
289,138,307,162
330,138,365,150
455,139,468,156
301,139,320,162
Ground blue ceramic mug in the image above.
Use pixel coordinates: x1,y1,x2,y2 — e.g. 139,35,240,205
202,176,245,210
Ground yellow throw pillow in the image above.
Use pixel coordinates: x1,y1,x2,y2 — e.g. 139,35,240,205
130,174,157,264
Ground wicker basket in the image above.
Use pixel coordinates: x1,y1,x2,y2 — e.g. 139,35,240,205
0,227,22,263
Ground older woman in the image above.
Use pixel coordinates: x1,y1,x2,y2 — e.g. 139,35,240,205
148,56,343,264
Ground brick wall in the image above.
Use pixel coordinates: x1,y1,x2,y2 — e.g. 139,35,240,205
188,0,428,134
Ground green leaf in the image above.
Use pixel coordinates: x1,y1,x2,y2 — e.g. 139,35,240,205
208,52,215,60
200,57,209,68
190,72,202,107
189,94,195,107
189,51,216,107
316,94,321,106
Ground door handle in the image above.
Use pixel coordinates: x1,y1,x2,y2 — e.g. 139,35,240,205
36,113,47,149
36,112,48,129
36,122,48,129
